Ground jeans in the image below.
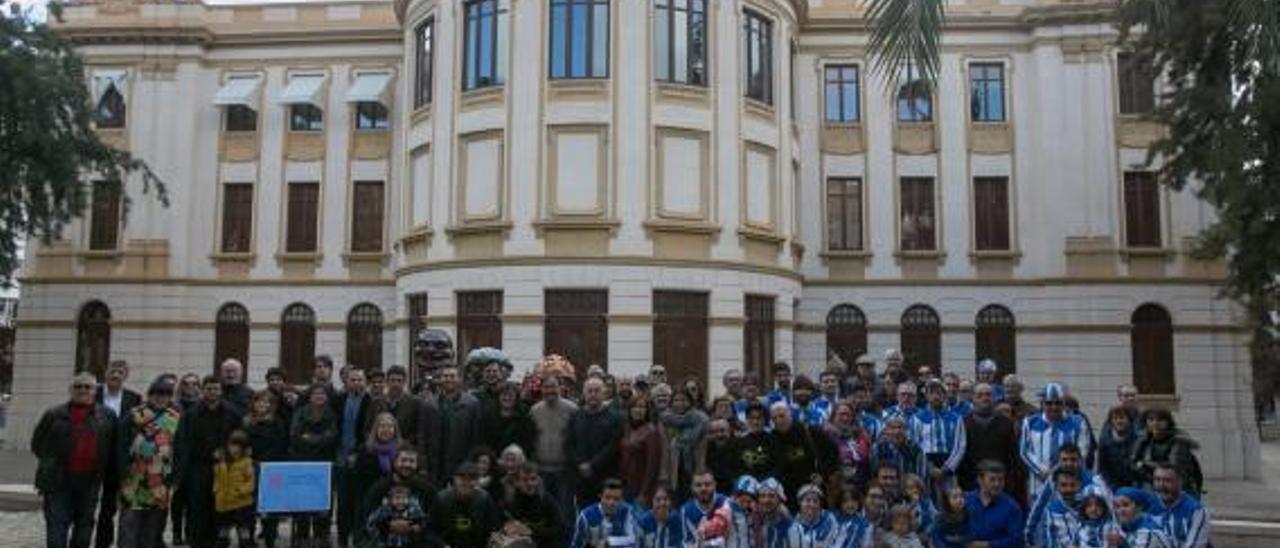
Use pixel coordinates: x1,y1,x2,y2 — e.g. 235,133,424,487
118,508,169,548
42,474,101,548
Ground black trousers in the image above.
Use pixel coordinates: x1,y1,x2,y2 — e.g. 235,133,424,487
186,464,218,548
43,474,102,548
94,474,120,548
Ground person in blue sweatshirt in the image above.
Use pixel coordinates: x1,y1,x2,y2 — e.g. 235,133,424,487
788,483,840,547
1029,468,1082,548
636,485,683,548
964,460,1024,548
1072,486,1119,548
678,472,727,545
570,478,641,548
1150,464,1210,548
1111,488,1174,548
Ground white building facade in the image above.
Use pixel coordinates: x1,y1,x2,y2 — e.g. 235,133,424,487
7,0,1260,479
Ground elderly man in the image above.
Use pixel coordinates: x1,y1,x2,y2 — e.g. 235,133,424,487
218,358,254,416
976,359,1005,401
93,360,141,548
569,377,624,504
1020,383,1093,499
34,373,118,548
768,402,836,503
960,383,1018,491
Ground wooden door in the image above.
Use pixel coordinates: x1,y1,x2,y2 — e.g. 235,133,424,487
544,290,608,382
457,291,503,361
653,291,709,389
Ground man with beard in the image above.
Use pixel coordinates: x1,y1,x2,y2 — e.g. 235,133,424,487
767,402,836,504
965,460,1025,548
498,463,566,548
372,365,424,448
722,369,745,402
422,365,482,487
1020,383,1093,499
1151,463,1210,548
1026,444,1111,546
427,462,503,548
882,382,921,425
765,362,793,407
264,367,297,425
569,377,624,504
679,472,728,544
814,369,842,421
789,375,826,426
570,478,640,548
960,383,1018,491
471,360,505,412
174,376,241,548
704,419,738,493
733,402,777,480
529,373,578,524
357,447,435,540
1026,469,1082,548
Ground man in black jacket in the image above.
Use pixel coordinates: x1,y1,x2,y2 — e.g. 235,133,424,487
959,382,1018,492
569,377,623,504
372,365,424,448
767,401,837,506
357,446,435,544
174,376,242,548
426,461,502,548
93,360,141,548
498,462,566,548
33,373,118,548
421,366,482,487
334,368,374,548
218,358,254,416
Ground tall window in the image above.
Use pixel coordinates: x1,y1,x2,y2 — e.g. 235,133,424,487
1117,52,1155,115
225,105,258,132
897,66,932,122
463,0,509,90
351,181,385,252
289,104,324,132
214,303,250,373
346,303,384,371
826,304,867,366
96,85,127,128
973,176,1011,251
406,292,429,383
414,18,435,108
899,177,936,251
355,102,389,130
1131,303,1174,394
653,291,709,389
653,0,707,86
975,304,1015,376
285,182,320,252
824,64,860,122
826,177,863,251
1124,171,1161,247
545,290,608,381
75,301,111,378
744,295,776,384
549,0,610,79
279,303,316,383
457,291,503,361
969,63,1006,122
742,10,773,104
900,304,941,371
89,181,122,251
221,183,253,253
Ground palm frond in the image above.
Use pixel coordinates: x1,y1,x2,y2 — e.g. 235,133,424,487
865,0,946,93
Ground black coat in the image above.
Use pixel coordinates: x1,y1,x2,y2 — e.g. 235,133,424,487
959,411,1018,490
244,416,290,463
733,431,780,480
501,490,567,548
95,386,142,419
372,394,426,449
479,406,536,456
31,402,118,493
425,488,502,548
221,383,255,417
769,423,837,499
568,405,623,476
421,392,483,484
174,401,242,484
333,391,376,465
290,405,338,461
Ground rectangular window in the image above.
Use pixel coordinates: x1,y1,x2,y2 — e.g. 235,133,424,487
457,290,503,360
973,176,1011,251
653,0,707,86
969,63,1006,122
900,177,936,251
826,177,863,251
744,295,775,382
88,181,121,251
285,182,320,252
220,183,254,253
354,102,389,131
414,18,435,108
289,104,324,132
463,0,509,90
545,289,608,380
897,66,932,122
742,10,773,104
653,290,709,389
1124,171,1161,247
1117,52,1155,115
406,292,428,382
824,64,860,123
351,181,385,252
225,105,258,132
549,0,610,79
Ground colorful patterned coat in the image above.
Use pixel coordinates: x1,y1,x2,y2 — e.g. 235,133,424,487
119,403,181,510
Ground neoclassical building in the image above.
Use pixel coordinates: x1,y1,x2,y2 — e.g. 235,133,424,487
6,0,1260,478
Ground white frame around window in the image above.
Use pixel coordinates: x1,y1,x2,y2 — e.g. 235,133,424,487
823,63,860,123
279,74,327,109
462,0,509,90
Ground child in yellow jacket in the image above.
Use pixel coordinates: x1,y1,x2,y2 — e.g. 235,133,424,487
214,430,257,548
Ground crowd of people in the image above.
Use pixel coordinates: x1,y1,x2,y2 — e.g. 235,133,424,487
31,348,1212,548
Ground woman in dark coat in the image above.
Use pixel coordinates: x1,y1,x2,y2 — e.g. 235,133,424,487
289,384,338,546
1132,408,1201,493
1096,405,1139,489
244,390,289,548
479,381,536,456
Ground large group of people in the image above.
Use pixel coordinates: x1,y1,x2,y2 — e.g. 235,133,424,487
32,348,1211,548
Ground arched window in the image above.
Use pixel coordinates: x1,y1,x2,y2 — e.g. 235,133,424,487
280,303,316,384
214,303,250,374
1131,303,1175,394
900,304,941,371
826,304,867,366
975,304,1016,376
96,85,127,128
346,303,384,371
76,301,111,379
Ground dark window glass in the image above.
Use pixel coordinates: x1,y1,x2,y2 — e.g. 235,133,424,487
89,181,122,251
464,0,508,90
96,85,126,128
355,102,389,130
285,182,320,252
225,105,258,132
549,0,610,79
346,303,384,371
406,292,428,384
975,304,1015,376
744,294,775,385
75,301,111,379
742,9,773,104
289,104,324,132
1131,303,1174,394
280,303,316,384
900,177,936,251
969,63,1006,122
826,177,863,251
824,64,860,122
220,183,253,253
900,304,941,371
351,181,385,252
826,304,867,366
973,176,1011,251
545,289,608,383
1118,52,1155,115
214,303,250,374
415,18,435,108
896,66,932,122
653,291,708,390
458,291,503,361
653,0,707,86
1124,171,1161,247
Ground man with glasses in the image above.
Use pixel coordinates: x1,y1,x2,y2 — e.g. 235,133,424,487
33,373,118,548
1018,382,1093,499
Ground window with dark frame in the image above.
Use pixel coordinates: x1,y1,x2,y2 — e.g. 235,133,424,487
355,102,389,130
285,182,320,252
214,303,250,373
973,176,1011,251
351,181,385,253
896,66,932,122
225,105,258,132
220,183,254,254
653,0,707,86
969,63,1006,122
899,177,936,251
289,104,324,132
75,301,111,379
1131,303,1174,394
89,181,122,251
414,18,435,108
457,290,503,361
744,294,776,384
1124,171,1161,248
653,290,709,389
975,304,1016,376
900,304,941,371
826,304,867,367
549,0,610,79
95,85,126,129
1117,52,1156,115
544,289,608,381
824,64,860,123
406,292,428,383
346,303,384,371
464,0,508,90
742,9,773,104
279,303,316,384
826,177,863,251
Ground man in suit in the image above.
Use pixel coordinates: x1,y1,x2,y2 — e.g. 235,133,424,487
334,368,374,548
94,360,141,548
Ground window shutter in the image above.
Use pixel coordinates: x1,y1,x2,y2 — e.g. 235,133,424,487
974,177,1010,251
286,183,320,252
351,181,385,252
1125,172,1160,247
221,184,254,253
89,182,122,251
